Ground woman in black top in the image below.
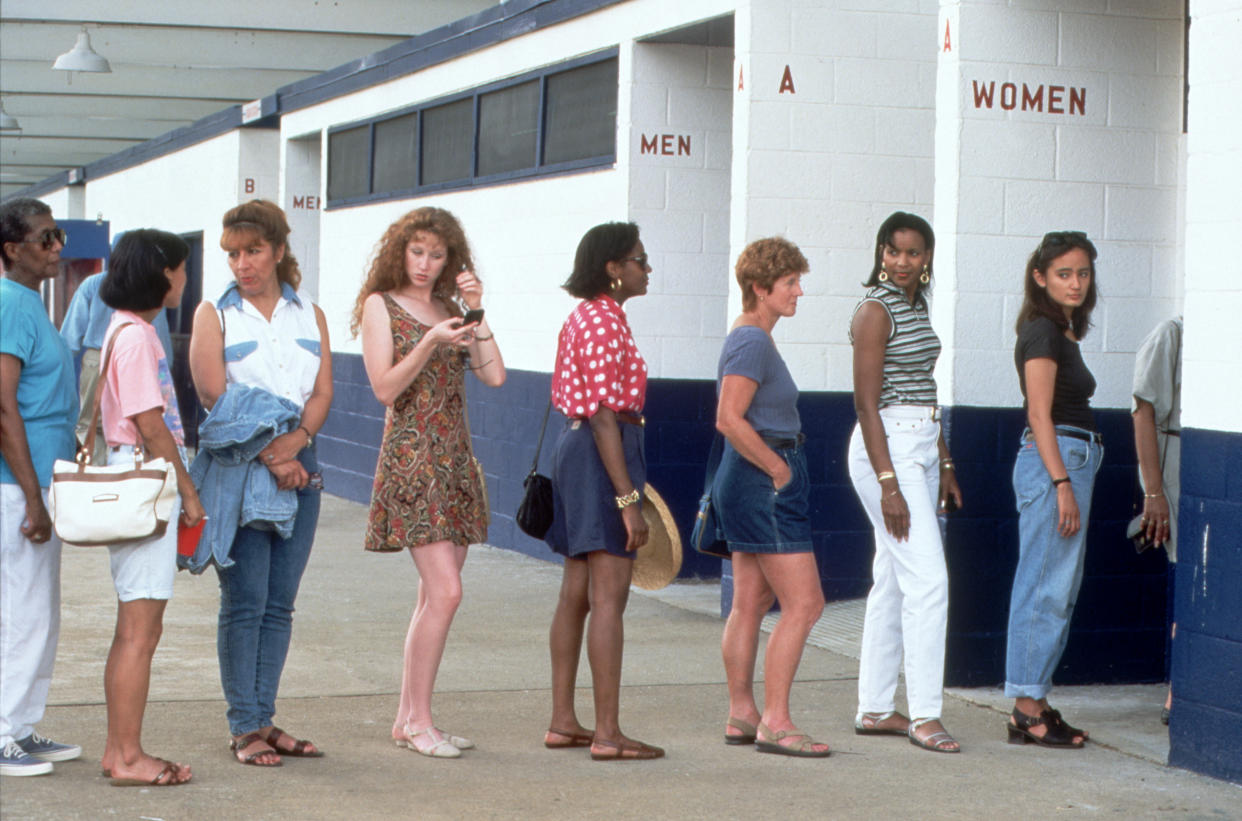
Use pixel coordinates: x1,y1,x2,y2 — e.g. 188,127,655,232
1005,231,1102,749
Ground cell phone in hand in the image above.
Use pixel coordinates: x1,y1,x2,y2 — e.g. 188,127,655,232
462,308,485,325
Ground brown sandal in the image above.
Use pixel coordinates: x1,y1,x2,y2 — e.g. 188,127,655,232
590,737,664,761
545,727,594,749
265,727,323,757
230,732,282,766
109,757,190,787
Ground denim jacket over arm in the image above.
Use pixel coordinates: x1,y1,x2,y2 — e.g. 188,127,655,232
185,384,302,573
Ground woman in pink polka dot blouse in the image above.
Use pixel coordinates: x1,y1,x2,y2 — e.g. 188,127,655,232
542,222,663,761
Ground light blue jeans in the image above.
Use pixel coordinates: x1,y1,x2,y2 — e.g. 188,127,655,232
216,447,321,736
1005,426,1103,699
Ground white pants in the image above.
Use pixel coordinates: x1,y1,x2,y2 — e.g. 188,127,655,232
0,484,62,746
848,406,948,720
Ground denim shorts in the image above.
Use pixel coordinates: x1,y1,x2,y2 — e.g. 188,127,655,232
545,419,646,560
711,439,812,554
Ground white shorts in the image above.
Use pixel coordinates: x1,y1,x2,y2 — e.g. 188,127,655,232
106,445,179,602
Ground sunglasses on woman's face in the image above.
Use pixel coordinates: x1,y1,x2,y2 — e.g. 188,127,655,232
22,227,68,250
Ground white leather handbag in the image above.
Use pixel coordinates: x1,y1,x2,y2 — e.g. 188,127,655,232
48,323,178,546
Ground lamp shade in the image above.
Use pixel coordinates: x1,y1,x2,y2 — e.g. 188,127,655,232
53,30,112,73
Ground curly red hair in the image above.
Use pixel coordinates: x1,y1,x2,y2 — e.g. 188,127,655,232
350,207,476,336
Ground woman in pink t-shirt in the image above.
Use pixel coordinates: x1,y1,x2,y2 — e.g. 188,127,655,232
97,229,204,787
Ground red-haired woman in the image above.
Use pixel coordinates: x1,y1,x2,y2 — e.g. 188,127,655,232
354,207,505,758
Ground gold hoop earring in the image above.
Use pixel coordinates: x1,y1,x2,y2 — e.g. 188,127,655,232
610,278,621,292
878,263,889,283
920,265,930,285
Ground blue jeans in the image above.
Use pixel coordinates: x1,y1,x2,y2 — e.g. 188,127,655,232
216,448,321,736
1005,427,1102,699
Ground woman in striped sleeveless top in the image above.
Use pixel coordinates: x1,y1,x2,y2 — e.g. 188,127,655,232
847,212,963,753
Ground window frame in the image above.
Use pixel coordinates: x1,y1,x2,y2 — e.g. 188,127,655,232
325,48,619,210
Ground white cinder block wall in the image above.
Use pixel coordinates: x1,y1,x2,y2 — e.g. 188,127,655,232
1181,3,1242,435
281,134,324,302
733,0,938,392
280,0,738,373
936,0,1185,410
80,130,281,302
627,42,734,380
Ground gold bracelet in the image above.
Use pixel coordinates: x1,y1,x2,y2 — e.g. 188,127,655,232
1144,491,1164,499
940,459,954,471
876,471,896,482
615,489,641,509
473,333,494,341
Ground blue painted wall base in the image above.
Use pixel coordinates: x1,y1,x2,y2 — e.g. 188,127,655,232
1168,427,1242,785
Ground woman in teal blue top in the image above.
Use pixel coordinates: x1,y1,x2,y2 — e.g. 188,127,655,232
0,198,80,777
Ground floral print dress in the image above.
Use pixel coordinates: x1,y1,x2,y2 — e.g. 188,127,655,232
364,294,487,551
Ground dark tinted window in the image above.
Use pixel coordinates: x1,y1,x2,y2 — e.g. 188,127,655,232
544,59,617,165
327,125,370,200
372,113,419,194
477,80,539,177
421,99,473,185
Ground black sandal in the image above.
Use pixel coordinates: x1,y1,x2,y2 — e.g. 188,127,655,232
1007,708,1085,749
1044,707,1088,741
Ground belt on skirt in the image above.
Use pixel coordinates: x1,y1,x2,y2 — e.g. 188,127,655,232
1024,427,1102,446
569,412,645,429
761,432,806,450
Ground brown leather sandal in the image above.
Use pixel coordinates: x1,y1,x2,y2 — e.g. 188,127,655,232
230,732,282,766
590,737,665,761
265,727,323,757
545,727,594,749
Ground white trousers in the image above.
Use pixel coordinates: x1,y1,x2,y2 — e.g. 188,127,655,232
0,484,62,746
848,406,948,720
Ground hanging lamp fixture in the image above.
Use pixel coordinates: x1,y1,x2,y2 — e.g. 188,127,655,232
53,28,112,74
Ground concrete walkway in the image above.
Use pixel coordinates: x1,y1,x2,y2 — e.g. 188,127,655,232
2,495,1236,820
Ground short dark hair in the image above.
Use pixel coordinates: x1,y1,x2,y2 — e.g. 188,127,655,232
101,229,190,312
0,198,53,267
562,222,640,299
864,211,935,294
1015,230,1099,339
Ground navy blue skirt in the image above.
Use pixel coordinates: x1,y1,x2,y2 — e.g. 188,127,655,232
711,439,812,554
545,419,646,560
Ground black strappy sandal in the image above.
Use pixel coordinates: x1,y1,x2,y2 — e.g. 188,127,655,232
1007,708,1085,749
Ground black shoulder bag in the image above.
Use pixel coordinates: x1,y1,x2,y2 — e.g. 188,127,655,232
515,402,555,538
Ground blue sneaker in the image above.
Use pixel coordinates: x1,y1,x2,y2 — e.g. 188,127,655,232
17,731,82,762
0,740,54,776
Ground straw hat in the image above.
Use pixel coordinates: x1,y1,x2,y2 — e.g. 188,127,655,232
632,483,683,590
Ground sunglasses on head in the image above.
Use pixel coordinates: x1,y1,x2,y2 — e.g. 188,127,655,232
1038,230,1087,253
22,227,68,250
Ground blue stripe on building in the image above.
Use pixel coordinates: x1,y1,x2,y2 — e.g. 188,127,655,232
1169,427,1242,784
319,354,1171,689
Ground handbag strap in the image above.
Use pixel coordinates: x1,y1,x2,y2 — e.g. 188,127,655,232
81,321,142,469
528,401,553,475
700,432,725,495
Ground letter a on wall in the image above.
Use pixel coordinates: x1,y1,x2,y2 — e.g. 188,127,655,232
779,65,795,94
944,19,952,52
737,64,744,91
